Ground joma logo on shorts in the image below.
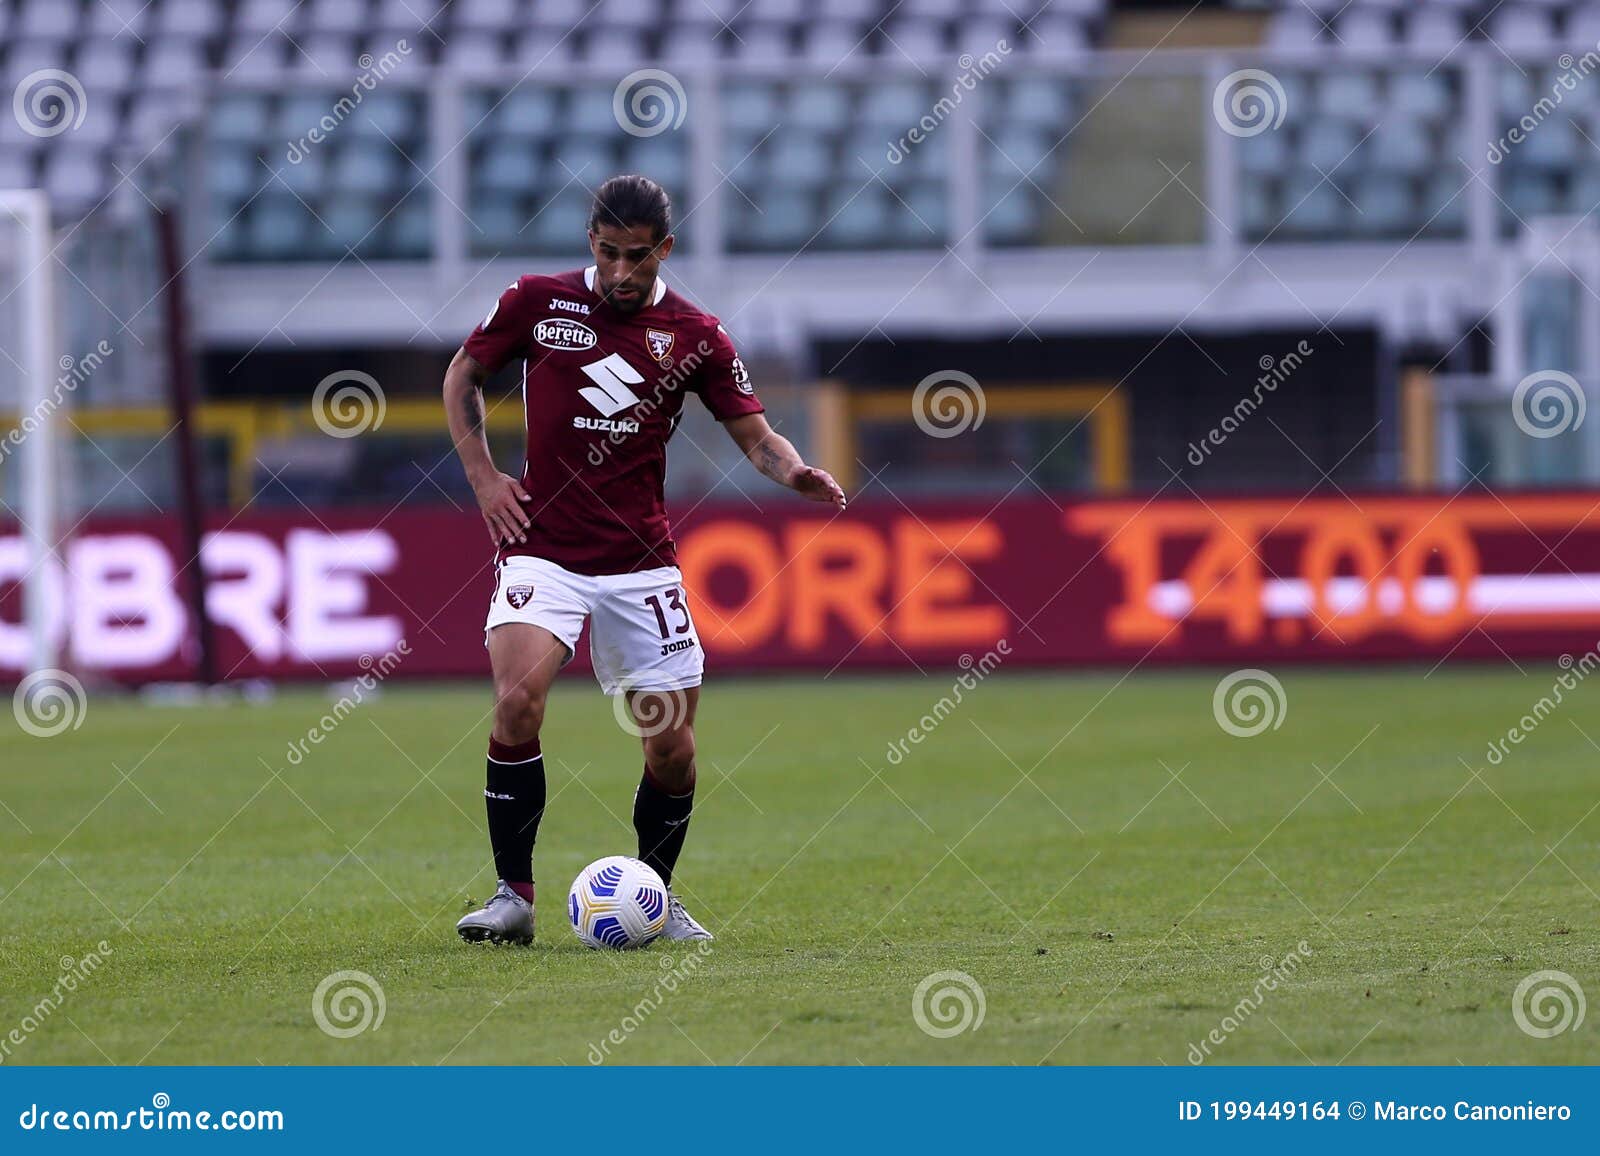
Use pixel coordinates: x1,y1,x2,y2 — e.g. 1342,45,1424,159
659,638,697,657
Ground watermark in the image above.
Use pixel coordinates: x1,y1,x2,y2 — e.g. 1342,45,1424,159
0,341,113,468
1187,941,1311,1063
912,970,986,1038
586,941,714,1064
1488,46,1600,164
886,40,1010,164
12,69,87,138
1512,970,1585,1038
1212,69,1288,138
1212,668,1286,737
1511,370,1585,438
312,970,386,1038
885,641,1011,766
17,1094,283,1132
285,40,413,163
0,941,114,1064
311,369,387,438
583,337,714,468
1485,644,1600,765
283,641,411,766
1187,339,1313,467
912,370,986,439
13,669,88,739
611,677,693,740
613,69,687,138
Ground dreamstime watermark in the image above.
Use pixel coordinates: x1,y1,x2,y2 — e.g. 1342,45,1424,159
886,40,1010,164
0,341,112,468
611,678,693,741
1488,45,1600,164
912,970,986,1038
912,370,986,439
12,669,88,738
583,337,715,468
1484,643,1600,765
1212,668,1286,737
1512,970,1585,1038
1212,69,1287,138
311,370,387,438
1511,370,1585,438
613,69,687,138
885,641,1011,766
283,641,411,766
285,40,413,163
1187,339,1312,467
311,970,386,1038
12,68,87,138
1187,940,1311,1063
586,941,714,1064
0,941,113,1063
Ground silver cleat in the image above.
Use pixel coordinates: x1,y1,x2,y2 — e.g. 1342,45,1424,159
456,880,535,945
661,893,713,941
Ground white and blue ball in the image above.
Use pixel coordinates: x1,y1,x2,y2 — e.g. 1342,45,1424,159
567,856,668,950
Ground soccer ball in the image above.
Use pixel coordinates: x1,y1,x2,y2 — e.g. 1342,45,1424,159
568,856,669,950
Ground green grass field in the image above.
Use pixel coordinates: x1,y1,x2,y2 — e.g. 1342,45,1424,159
2,668,1596,1066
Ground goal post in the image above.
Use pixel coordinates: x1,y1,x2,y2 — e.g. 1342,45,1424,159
0,189,61,675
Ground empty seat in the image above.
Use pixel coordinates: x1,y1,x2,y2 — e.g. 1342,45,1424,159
1369,120,1431,172
1004,78,1072,128
237,0,304,35
477,143,540,193
1336,10,1392,52
788,85,850,132
733,25,792,65
17,0,77,39
456,0,518,31
308,0,370,35
1405,9,1462,52
331,142,401,194
1391,73,1454,122
860,82,931,128
76,40,137,91
89,0,150,38
493,88,560,138
1350,173,1413,235
160,0,224,38
723,84,782,135
1488,7,1556,54
142,38,208,88
1317,72,1381,121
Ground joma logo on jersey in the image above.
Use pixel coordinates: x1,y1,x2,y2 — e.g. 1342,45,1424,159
548,297,590,315
534,318,598,350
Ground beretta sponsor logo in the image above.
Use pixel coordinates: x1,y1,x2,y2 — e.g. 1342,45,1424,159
534,318,598,350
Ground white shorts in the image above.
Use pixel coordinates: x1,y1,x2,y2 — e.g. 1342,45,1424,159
484,555,704,695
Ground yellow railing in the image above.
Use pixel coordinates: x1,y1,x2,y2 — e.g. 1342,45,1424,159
5,381,1131,508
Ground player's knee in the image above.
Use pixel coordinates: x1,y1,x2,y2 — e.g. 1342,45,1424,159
644,729,696,789
493,682,545,744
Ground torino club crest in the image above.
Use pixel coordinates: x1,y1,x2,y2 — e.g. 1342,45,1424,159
646,329,674,364
506,585,534,609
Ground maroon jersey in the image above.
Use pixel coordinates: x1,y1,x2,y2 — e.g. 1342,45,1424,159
463,266,763,575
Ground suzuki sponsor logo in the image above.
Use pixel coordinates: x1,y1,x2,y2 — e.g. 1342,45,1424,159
534,318,598,351
572,415,642,434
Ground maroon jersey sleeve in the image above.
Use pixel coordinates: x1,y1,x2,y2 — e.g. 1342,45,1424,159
691,322,765,421
462,279,531,373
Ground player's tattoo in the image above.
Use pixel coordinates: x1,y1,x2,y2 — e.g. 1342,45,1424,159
756,441,786,482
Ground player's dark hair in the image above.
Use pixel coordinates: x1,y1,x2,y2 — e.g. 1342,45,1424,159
589,175,672,244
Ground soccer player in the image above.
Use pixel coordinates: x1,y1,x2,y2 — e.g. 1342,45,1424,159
443,175,846,945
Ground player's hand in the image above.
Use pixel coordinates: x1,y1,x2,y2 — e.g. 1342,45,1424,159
790,465,847,510
472,472,533,546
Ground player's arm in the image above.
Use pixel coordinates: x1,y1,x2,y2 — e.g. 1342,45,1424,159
442,347,531,546
723,412,847,510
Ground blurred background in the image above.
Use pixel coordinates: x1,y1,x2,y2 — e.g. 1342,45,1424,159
4,0,1600,684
